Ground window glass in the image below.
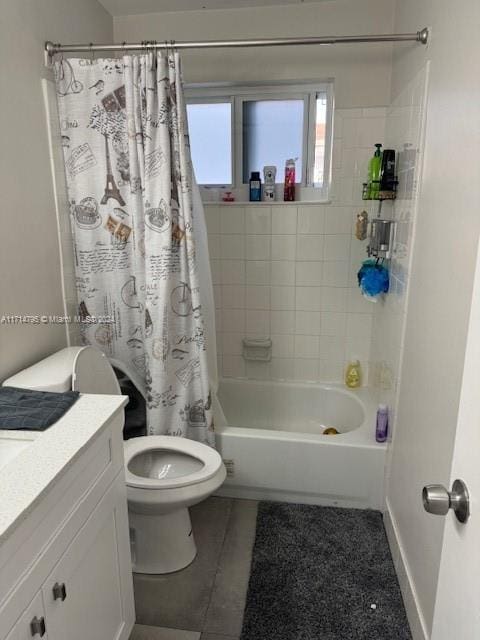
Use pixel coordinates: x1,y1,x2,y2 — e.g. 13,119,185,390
242,99,304,183
186,102,232,185
313,94,328,186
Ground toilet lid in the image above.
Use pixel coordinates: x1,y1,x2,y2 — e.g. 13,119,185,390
124,436,223,489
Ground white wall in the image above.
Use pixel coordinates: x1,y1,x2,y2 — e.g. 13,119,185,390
0,0,113,381
114,0,395,108
384,2,480,637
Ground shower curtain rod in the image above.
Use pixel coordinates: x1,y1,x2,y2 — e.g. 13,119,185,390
45,28,428,56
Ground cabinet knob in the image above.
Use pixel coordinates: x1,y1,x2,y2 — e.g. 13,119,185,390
53,581,67,601
30,616,46,637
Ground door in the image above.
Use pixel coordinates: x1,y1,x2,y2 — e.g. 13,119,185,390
430,243,480,638
42,479,134,640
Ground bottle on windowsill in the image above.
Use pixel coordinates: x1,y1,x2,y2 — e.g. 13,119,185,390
249,171,262,202
283,158,296,201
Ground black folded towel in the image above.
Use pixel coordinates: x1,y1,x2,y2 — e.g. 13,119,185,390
0,386,80,431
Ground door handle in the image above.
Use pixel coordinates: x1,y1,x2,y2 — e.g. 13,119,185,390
30,616,46,637
52,581,67,601
422,478,470,523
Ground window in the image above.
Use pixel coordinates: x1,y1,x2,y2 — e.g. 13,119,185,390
242,99,304,183
185,82,333,200
186,101,232,185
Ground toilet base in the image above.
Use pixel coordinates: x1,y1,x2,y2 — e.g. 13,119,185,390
129,507,197,574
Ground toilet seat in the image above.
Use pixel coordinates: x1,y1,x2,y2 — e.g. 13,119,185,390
124,436,222,490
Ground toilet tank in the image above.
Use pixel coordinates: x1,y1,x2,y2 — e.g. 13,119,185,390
3,346,121,395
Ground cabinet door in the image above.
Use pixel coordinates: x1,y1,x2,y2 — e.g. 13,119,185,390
42,479,134,640
5,592,48,640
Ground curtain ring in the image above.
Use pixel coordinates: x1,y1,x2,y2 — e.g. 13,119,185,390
122,41,127,57
89,43,95,61
165,39,173,65
150,40,157,69
170,39,177,63
142,40,151,64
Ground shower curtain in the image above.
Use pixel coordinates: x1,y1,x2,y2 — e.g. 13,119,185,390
54,52,214,445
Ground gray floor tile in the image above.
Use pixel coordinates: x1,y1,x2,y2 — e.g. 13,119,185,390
201,635,238,640
203,500,258,637
130,625,200,640
133,497,232,630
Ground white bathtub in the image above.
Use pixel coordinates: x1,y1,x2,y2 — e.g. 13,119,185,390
214,378,387,509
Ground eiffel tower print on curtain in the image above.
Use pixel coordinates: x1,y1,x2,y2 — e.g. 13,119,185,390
100,133,125,206
88,86,128,207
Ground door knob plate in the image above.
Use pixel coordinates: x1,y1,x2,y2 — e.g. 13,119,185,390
450,478,470,523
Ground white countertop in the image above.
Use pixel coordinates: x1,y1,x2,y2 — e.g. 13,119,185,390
0,394,128,544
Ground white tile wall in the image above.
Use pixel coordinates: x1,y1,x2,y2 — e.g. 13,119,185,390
205,106,387,384
369,68,428,449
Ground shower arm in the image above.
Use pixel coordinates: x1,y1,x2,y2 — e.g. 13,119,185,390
45,28,428,57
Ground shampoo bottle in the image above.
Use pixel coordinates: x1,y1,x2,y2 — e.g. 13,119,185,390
249,171,262,202
283,158,296,201
379,149,396,198
375,404,389,442
345,360,362,388
368,143,383,199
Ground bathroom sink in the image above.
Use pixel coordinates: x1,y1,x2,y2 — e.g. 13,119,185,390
0,435,34,472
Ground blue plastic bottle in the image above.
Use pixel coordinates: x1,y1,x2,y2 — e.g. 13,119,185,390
249,171,261,201
375,404,389,443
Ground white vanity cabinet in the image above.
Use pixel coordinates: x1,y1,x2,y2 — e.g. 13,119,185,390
41,479,130,640
0,397,135,640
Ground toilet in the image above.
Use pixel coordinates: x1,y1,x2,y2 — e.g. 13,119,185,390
3,345,226,574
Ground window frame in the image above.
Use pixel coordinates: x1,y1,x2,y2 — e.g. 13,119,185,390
185,81,334,201
185,95,235,188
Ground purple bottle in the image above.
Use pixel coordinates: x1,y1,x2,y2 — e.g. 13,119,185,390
376,404,389,443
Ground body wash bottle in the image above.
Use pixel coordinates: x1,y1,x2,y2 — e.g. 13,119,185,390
283,158,296,201
375,404,389,442
345,360,362,388
368,143,382,199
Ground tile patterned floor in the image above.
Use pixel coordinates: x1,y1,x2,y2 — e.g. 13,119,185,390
130,497,258,640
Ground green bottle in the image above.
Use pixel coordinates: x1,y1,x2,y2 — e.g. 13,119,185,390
368,143,383,199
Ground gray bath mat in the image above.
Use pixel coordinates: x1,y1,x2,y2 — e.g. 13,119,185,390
241,502,411,640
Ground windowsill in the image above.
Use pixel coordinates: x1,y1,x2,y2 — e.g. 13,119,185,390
202,200,332,206
200,184,331,206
